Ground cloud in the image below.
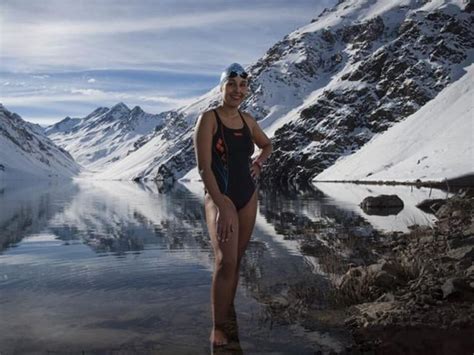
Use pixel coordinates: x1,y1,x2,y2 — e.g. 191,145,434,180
138,95,195,106
0,2,336,72
3,87,199,113
1,0,338,124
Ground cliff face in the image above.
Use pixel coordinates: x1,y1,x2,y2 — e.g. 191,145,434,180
0,104,80,179
257,0,473,188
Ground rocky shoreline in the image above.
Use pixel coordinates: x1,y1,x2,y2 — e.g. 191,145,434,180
338,189,474,353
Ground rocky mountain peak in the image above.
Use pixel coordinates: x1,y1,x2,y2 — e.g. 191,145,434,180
110,102,130,113
130,106,145,116
85,106,109,120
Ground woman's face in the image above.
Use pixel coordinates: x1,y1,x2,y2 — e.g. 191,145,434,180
221,76,248,107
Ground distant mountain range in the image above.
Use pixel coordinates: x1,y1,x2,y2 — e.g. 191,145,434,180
45,102,169,171
1,0,473,186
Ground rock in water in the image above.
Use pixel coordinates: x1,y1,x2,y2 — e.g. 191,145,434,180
360,195,404,216
416,199,446,214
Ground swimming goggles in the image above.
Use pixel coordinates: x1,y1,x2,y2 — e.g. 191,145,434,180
228,70,249,79
220,63,249,84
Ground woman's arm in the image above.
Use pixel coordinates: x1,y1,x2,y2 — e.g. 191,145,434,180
244,113,272,173
193,111,226,208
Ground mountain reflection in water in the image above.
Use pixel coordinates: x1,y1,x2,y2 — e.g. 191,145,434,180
0,180,441,353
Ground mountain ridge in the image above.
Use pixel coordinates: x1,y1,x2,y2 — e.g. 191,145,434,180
46,102,168,170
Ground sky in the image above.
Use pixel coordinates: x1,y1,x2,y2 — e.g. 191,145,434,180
0,0,335,125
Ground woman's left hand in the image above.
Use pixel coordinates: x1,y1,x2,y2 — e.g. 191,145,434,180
250,162,261,180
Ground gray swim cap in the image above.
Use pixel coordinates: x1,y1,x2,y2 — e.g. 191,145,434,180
219,63,249,86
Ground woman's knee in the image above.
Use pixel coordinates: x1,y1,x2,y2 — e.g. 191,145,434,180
215,253,238,278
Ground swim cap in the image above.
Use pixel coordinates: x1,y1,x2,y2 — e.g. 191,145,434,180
219,63,249,86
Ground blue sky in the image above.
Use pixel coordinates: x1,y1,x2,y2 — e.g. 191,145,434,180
0,0,335,125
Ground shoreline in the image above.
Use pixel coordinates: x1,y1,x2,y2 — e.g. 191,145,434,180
257,187,474,353
313,173,474,191
337,189,474,353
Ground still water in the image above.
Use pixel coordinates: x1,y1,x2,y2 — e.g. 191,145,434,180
0,180,446,354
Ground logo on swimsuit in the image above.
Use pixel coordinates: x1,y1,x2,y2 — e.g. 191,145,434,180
215,138,226,162
233,132,243,137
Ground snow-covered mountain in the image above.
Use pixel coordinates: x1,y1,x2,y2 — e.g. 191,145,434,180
45,102,168,171
315,63,474,183
0,104,80,179
259,0,474,187
93,92,219,181
90,0,473,186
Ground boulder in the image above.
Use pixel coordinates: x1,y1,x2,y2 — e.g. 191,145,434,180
442,277,474,301
416,198,446,214
447,246,474,261
360,195,404,216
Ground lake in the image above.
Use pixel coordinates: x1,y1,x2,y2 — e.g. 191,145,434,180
0,179,447,354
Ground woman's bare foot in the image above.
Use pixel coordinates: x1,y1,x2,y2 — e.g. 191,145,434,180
210,326,228,347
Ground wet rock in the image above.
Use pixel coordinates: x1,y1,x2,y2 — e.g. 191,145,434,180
451,317,470,328
360,195,404,216
372,270,398,289
442,277,474,300
430,287,444,300
416,198,446,214
435,204,452,219
463,223,474,236
448,236,474,249
376,292,395,302
465,265,474,277
447,245,474,261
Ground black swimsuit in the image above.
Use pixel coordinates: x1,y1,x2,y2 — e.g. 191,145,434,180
208,109,256,211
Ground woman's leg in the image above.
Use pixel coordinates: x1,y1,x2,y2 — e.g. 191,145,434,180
231,189,258,301
204,193,240,345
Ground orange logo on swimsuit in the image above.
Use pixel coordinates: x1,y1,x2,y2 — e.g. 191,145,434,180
215,138,226,162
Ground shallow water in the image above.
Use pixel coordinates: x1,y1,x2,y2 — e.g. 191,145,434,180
0,180,444,354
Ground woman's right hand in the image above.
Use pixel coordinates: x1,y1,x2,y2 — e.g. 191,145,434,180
216,195,237,243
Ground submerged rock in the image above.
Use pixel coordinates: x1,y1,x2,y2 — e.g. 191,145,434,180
360,194,404,216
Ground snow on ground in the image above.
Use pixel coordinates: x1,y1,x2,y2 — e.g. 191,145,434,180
315,64,474,183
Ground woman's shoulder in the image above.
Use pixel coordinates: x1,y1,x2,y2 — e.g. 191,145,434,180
196,110,216,124
240,111,256,128
196,110,218,134
200,109,216,119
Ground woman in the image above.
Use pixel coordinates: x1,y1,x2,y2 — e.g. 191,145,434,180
193,63,272,346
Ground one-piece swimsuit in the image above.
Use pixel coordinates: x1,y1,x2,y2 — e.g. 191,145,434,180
208,109,256,210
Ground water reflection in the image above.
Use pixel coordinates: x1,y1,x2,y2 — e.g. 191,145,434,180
0,180,79,250
0,179,442,353
46,180,209,256
313,182,448,232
